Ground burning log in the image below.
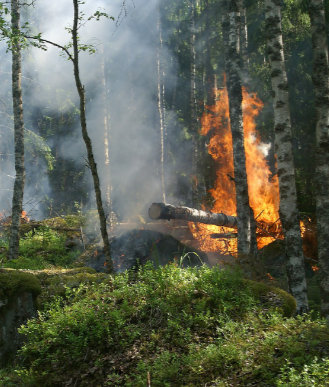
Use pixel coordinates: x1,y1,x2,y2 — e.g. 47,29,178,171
148,203,237,228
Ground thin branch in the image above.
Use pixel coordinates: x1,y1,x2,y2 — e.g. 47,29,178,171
24,35,74,61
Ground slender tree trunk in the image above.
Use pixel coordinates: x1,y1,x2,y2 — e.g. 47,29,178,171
204,0,215,107
237,0,249,70
190,0,202,207
265,0,308,313
309,0,329,321
72,0,113,272
8,0,25,260
100,44,113,226
156,6,166,203
221,0,257,257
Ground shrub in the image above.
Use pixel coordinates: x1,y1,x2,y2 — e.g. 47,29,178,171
11,265,329,386
2,227,80,270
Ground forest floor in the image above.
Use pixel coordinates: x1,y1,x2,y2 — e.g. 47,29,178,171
0,215,328,386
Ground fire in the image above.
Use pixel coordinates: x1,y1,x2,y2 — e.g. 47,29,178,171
21,210,30,222
189,80,281,253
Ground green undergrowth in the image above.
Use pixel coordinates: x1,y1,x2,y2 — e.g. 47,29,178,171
33,267,107,308
1,264,328,386
0,216,85,270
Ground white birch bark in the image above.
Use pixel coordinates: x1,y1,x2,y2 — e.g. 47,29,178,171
309,0,329,321
100,45,113,227
237,0,249,68
156,7,166,203
190,0,201,207
8,0,25,260
265,0,308,313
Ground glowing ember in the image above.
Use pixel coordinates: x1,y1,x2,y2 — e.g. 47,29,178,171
189,80,281,253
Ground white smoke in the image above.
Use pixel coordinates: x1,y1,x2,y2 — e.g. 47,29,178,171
0,0,177,221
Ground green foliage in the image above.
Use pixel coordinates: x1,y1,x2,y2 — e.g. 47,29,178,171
8,265,328,386
34,267,107,308
25,129,55,171
277,356,329,386
1,226,81,270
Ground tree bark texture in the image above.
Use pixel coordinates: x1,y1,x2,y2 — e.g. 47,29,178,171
190,0,200,207
204,0,216,107
156,7,166,203
72,0,113,272
8,0,25,260
265,0,308,313
221,0,257,257
309,0,329,321
100,45,113,224
237,0,249,69
149,202,238,228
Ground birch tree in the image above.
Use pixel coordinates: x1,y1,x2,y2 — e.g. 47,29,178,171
265,0,308,313
99,44,113,227
190,0,201,207
221,0,257,258
308,0,329,321
156,4,166,203
8,0,25,260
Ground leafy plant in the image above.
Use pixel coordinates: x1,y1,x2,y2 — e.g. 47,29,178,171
10,265,329,386
277,357,329,386
2,226,80,269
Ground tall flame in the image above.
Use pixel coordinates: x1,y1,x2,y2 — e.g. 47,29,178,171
190,82,281,253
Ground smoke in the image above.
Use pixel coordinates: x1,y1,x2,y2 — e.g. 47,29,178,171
0,0,182,222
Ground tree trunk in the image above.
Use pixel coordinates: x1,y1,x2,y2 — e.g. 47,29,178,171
72,0,113,272
100,44,113,227
190,0,204,207
221,0,257,257
149,202,238,228
156,6,166,203
8,0,25,260
309,0,329,321
265,0,308,313
237,0,249,71
203,0,215,107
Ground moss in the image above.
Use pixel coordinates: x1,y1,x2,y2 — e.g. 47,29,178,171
32,267,108,308
0,269,41,301
245,279,297,317
42,215,86,229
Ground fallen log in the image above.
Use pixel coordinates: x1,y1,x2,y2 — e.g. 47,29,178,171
148,203,237,228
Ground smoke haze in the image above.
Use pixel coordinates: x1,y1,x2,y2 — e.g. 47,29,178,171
0,0,179,221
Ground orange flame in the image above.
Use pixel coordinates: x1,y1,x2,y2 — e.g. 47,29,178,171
189,80,281,253
21,210,30,222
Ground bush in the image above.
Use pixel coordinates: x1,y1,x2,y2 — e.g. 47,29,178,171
277,357,329,386
1,227,80,270
11,264,329,386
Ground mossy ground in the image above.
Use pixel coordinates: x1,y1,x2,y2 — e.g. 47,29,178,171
0,264,327,386
0,270,41,301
